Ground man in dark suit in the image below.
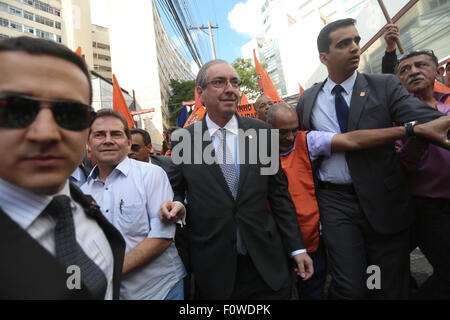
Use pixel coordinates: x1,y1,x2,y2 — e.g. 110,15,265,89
0,37,125,299
296,19,447,299
160,59,313,300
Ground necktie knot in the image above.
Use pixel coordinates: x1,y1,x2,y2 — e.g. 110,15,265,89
333,84,345,95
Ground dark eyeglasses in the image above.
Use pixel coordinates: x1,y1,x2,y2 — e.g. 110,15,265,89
206,78,242,89
0,92,95,131
131,144,143,152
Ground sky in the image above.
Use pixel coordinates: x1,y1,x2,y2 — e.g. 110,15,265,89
90,0,265,64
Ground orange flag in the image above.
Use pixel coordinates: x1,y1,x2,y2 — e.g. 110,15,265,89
253,49,281,102
298,83,305,98
184,89,206,127
75,46,82,56
240,92,249,105
113,74,135,129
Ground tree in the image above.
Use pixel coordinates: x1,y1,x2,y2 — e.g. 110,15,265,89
167,79,195,127
232,58,267,101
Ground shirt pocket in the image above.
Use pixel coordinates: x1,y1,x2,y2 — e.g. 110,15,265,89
118,203,148,238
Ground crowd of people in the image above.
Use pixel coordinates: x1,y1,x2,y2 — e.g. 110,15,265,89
0,17,449,300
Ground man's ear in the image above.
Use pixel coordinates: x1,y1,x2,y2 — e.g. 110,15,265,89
197,86,205,105
319,52,328,67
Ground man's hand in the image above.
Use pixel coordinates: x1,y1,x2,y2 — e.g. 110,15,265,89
159,200,185,223
415,116,450,149
383,24,399,52
293,252,314,281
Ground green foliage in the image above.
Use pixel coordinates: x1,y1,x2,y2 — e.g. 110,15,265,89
167,79,195,126
232,58,267,101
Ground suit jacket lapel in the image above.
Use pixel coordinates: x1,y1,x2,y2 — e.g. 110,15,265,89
348,73,369,131
303,81,326,130
200,116,235,200
236,115,251,201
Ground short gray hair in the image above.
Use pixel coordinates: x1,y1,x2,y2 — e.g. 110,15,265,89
196,59,230,88
266,102,296,124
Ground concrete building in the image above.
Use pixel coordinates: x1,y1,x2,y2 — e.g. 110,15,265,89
107,0,195,149
242,0,371,97
91,23,112,82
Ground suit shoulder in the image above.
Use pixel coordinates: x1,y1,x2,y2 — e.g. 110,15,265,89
239,115,272,129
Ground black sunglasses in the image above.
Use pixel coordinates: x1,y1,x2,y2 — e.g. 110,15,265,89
131,144,143,152
0,92,95,131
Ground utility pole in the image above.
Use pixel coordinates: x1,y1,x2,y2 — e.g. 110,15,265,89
189,21,219,60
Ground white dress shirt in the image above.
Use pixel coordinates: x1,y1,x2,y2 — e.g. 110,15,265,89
206,114,306,256
0,178,115,299
82,157,186,300
311,71,357,184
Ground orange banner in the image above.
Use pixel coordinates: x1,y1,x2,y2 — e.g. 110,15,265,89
236,103,257,118
254,49,281,102
113,74,135,129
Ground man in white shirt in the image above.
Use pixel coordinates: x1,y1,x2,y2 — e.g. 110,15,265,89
0,36,125,299
82,109,186,300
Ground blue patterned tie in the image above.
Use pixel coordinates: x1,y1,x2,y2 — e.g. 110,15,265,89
217,128,247,254
333,84,349,133
46,195,107,299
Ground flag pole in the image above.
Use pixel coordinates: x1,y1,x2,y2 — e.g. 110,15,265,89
377,0,405,54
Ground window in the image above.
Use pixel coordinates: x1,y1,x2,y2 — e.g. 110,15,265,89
23,11,34,21
0,17,8,27
0,33,9,39
9,21,23,31
0,2,7,13
23,25,34,34
9,6,22,16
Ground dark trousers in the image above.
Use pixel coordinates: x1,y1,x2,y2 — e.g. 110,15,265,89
296,237,327,300
230,253,292,300
317,188,410,300
411,196,450,299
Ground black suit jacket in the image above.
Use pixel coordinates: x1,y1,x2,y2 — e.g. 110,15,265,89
0,183,125,299
168,114,304,299
150,155,172,173
296,72,444,234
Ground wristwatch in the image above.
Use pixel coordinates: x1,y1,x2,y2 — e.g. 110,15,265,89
404,121,418,137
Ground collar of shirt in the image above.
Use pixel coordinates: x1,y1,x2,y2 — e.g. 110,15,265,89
280,137,297,157
323,70,358,98
87,156,131,183
0,178,72,229
206,113,239,137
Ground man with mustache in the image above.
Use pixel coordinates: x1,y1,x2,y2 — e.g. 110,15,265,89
82,109,186,300
160,59,314,299
395,51,450,299
267,102,450,300
0,37,125,299
296,18,448,299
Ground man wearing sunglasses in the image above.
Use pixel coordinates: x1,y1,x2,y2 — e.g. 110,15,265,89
0,37,125,299
395,50,450,299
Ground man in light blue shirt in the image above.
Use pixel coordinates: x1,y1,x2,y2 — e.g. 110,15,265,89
82,109,186,300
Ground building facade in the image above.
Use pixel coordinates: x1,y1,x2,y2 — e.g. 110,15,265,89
107,0,194,149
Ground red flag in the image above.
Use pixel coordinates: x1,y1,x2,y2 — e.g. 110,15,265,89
184,89,205,127
298,83,305,98
75,46,82,56
253,49,281,102
240,92,249,105
112,74,135,129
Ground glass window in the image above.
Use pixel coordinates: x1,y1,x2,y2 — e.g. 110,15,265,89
0,2,7,12
9,21,23,31
0,17,8,27
23,25,34,34
9,6,22,16
24,11,34,20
